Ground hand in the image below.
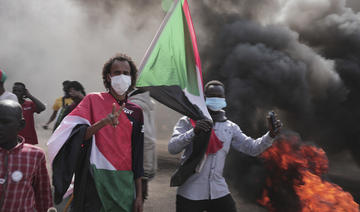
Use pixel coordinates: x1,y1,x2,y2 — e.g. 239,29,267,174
267,112,282,138
194,119,213,134
133,197,143,212
24,89,31,99
103,103,125,127
141,178,148,201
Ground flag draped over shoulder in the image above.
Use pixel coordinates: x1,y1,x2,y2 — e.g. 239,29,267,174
48,93,144,212
137,0,212,186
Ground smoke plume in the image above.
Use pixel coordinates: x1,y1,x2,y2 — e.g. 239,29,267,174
0,0,165,123
191,0,360,205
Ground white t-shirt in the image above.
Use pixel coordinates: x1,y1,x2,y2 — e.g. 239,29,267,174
0,91,18,102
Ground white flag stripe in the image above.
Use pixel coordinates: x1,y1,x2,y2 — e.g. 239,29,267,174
183,66,211,119
47,115,90,163
90,141,116,170
47,115,116,171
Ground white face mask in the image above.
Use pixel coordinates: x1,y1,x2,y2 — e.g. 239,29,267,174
110,75,131,95
206,97,227,111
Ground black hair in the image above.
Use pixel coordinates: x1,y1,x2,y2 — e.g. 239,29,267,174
204,80,224,90
102,53,138,92
68,81,86,96
63,80,71,86
204,80,225,96
14,82,26,89
0,100,23,121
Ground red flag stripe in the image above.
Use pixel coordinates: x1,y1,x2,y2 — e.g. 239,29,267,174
182,0,204,88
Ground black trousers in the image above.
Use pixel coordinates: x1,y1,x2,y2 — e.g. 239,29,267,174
176,194,237,212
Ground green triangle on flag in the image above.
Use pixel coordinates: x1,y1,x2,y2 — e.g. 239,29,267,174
138,0,212,187
137,0,210,119
138,0,199,96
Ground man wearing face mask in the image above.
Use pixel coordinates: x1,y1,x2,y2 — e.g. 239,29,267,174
168,80,282,212
48,54,144,212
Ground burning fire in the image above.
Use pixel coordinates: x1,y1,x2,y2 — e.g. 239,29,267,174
258,135,359,212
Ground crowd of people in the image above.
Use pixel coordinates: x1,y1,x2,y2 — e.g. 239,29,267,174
0,53,281,212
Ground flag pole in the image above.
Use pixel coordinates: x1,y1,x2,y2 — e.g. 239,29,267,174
138,0,179,73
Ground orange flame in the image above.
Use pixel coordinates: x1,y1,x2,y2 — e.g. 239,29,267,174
258,135,359,212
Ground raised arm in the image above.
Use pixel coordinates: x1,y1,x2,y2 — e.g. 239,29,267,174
25,89,46,113
231,125,274,157
84,103,124,140
231,113,281,156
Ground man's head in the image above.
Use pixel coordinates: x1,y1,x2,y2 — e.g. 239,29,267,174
12,82,26,101
204,80,227,111
0,100,25,148
68,81,86,101
102,54,138,94
62,80,71,98
204,80,225,98
0,69,7,88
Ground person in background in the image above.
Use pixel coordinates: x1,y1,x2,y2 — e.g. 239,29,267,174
62,80,86,119
129,89,157,201
42,80,73,131
168,80,282,212
51,82,86,212
0,69,18,102
0,100,53,212
12,82,46,145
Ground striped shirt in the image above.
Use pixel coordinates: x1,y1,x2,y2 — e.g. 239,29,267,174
0,137,53,212
169,117,274,200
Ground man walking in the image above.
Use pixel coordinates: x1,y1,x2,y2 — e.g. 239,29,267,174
42,80,73,131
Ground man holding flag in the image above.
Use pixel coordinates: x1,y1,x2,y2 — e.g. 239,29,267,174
135,0,282,211
169,80,282,212
136,0,216,196
48,54,144,212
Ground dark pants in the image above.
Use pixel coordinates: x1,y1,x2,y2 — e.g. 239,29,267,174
176,194,237,212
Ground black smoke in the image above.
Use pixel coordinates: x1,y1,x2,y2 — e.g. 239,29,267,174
2,0,359,208
73,0,360,206
189,0,360,206
42,0,360,207
347,0,360,12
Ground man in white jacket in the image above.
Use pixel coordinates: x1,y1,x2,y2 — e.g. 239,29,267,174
129,89,157,200
168,80,282,212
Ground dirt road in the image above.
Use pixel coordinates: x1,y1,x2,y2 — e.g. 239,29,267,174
38,128,266,212
38,127,360,211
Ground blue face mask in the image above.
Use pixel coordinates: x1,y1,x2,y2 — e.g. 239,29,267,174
205,97,227,111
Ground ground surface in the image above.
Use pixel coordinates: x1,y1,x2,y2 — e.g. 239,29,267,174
37,127,359,212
